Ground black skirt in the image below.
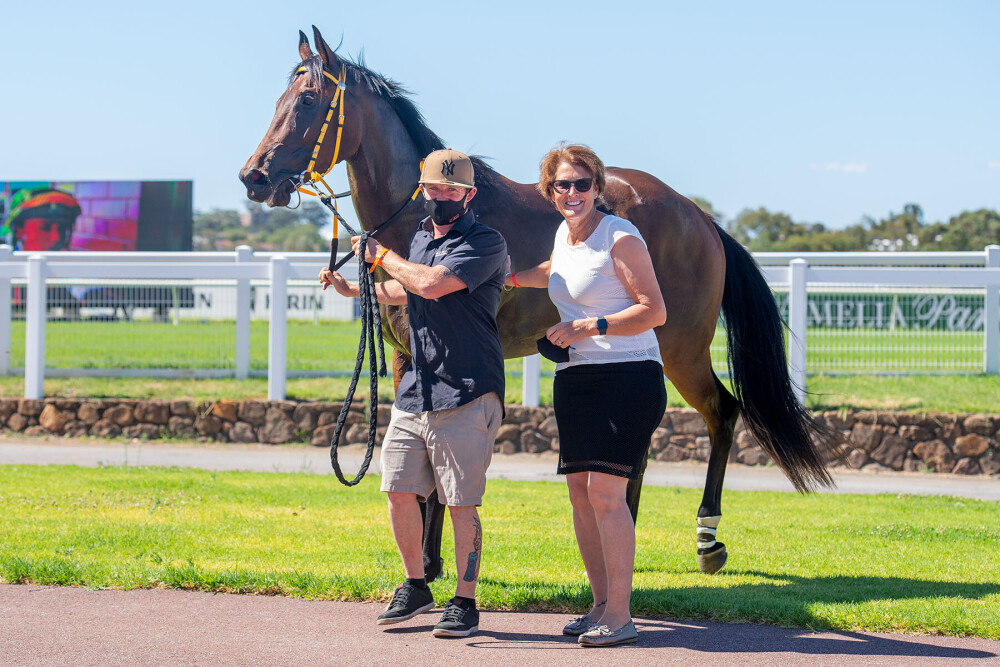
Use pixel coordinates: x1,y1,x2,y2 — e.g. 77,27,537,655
553,360,667,479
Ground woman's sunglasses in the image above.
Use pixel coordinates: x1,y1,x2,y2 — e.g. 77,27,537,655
550,178,594,194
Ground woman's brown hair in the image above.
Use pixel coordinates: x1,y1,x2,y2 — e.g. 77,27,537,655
536,143,607,203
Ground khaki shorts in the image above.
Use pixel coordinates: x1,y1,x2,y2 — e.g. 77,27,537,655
380,392,502,506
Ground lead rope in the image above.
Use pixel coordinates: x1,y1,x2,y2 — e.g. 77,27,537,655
328,230,388,486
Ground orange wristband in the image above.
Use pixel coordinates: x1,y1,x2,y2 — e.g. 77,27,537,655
369,247,389,273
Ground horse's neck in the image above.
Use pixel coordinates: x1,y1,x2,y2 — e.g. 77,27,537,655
345,99,428,255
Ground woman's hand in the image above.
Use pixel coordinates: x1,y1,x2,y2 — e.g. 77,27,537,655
319,268,357,297
546,318,596,348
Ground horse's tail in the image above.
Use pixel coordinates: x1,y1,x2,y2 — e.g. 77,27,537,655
716,223,835,491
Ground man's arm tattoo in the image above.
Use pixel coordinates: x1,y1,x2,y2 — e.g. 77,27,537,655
440,266,457,279
463,516,483,582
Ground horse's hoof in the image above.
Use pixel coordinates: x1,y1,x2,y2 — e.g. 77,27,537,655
423,557,444,583
697,542,728,574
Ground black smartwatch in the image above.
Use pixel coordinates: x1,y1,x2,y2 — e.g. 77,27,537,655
596,317,608,335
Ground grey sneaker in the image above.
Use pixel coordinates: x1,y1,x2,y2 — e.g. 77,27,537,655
376,582,435,625
578,620,639,647
432,599,479,638
562,613,595,636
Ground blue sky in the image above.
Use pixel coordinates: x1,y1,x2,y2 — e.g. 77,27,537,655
2,1,997,230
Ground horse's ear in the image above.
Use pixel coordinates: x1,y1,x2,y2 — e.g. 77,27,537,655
312,25,341,69
298,30,314,62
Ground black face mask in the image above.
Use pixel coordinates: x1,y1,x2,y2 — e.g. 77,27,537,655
424,197,467,226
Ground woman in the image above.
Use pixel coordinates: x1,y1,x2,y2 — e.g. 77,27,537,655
508,144,666,647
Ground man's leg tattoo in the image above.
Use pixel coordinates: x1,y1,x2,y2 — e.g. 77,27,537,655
463,516,482,582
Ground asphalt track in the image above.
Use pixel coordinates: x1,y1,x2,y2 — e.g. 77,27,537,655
2,437,999,665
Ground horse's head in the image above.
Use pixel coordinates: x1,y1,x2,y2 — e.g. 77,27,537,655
239,27,362,207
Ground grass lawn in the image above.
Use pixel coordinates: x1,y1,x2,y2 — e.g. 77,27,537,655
1,465,998,638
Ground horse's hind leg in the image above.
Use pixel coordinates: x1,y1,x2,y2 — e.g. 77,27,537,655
665,354,740,574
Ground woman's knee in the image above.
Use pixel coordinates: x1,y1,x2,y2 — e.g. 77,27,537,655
586,475,629,515
566,473,591,507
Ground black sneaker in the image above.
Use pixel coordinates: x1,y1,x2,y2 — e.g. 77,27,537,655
376,582,435,626
432,599,479,638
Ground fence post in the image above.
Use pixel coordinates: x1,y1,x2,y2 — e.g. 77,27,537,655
235,245,252,380
787,258,808,405
522,354,540,407
268,255,288,401
0,245,11,376
985,245,1000,374
25,255,47,399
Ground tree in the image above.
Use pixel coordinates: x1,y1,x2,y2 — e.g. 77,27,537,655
193,201,330,252
933,209,1000,251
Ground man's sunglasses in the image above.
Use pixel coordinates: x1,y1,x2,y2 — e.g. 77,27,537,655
550,178,594,194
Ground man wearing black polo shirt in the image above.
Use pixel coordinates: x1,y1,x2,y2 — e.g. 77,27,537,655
319,149,507,638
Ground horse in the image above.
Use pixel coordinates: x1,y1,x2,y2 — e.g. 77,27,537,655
239,26,838,579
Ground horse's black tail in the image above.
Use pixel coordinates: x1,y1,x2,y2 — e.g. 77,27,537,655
716,223,835,491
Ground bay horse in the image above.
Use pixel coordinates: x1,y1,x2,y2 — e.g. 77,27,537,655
239,27,837,578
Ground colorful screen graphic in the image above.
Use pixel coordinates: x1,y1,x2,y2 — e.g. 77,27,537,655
0,181,193,252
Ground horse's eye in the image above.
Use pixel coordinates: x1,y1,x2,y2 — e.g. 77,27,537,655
300,92,317,107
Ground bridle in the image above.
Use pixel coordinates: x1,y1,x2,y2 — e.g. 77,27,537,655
285,60,419,272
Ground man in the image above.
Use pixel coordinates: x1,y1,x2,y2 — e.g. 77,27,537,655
320,149,507,638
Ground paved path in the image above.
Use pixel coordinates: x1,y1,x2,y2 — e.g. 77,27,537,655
3,437,999,665
2,585,998,666
2,437,999,500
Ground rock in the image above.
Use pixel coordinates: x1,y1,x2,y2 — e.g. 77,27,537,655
230,421,257,443
24,426,50,437
935,418,962,441
496,424,521,443
345,423,370,445
311,424,338,447
495,440,518,455
7,413,28,432
211,400,239,422
738,448,769,466
656,444,688,462
898,425,932,441
520,430,551,454
271,400,297,415
377,404,393,423
258,407,297,444
963,414,993,436
238,400,268,425
862,461,893,472
912,439,955,473
692,436,712,462
670,434,696,449
952,457,981,475
18,399,45,416
649,427,670,454
503,406,533,424
538,416,559,438
317,411,342,427
90,419,121,439
902,455,924,472
851,423,883,452
78,403,101,425
847,448,869,469
63,421,89,438
549,437,559,452
134,401,171,425
736,431,757,449
823,410,855,430
194,414,222,436
171,400,194,418
870,435,908,470
954,434,989,458
104,404,135,427
169,416,196,438
292,404,316,432
38,404,69,433
123,424,163,440
0,399,17,421
979,452,1000,476
670,411,708,436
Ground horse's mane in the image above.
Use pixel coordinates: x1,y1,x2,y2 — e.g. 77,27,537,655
292,54,506,199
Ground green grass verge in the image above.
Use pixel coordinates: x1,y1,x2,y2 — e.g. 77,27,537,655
2,465,998,637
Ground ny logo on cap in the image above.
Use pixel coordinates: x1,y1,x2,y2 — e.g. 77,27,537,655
441,160,455,176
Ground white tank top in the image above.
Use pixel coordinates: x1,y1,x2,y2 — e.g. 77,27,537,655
547,214,663,370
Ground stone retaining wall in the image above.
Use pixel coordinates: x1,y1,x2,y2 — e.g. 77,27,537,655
4,398,999,476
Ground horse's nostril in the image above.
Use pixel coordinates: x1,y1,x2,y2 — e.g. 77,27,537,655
249,170,267,184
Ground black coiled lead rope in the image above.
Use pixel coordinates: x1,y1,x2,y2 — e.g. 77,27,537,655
329,230,388,486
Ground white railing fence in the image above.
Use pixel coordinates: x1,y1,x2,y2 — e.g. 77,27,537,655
2,245,999,404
